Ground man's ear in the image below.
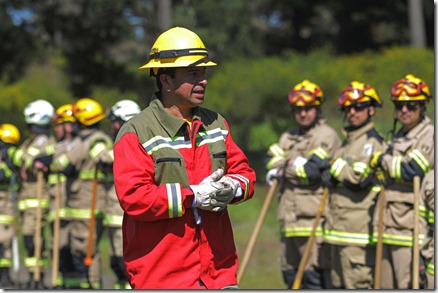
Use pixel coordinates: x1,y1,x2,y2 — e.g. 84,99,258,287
160,73,174,92
368,106,375,117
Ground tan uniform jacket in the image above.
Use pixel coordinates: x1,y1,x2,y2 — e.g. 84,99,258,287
48,139,72,214
266,119,341,237
419,170,434,276
324,121,386,247
379,117,434,246
52,128,113,217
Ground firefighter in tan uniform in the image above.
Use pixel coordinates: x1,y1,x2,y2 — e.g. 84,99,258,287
105,99,141,289
45,98,113,289
34,103,79,288
419,170,434,289
0,124,21,288
369,74,434,289
265,80,341,289
17,99,56,288
322,81,386,289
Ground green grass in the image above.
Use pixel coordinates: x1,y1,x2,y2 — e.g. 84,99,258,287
229,183,285,289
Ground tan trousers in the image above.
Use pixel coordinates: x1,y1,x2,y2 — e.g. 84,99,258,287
381,244,412,289
330,245,375,289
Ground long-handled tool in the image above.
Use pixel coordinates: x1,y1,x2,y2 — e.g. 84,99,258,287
374,169,386,289
51,175,62,287
9,173,20,289
84,167,98,267
412,175,420,289
33,170,44,285
292,187,329,289
237,179,278,284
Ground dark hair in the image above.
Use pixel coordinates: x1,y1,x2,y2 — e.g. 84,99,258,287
155,68,176,91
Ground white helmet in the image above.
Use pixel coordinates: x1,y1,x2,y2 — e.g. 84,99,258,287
23,99,55,125
108,99,141,122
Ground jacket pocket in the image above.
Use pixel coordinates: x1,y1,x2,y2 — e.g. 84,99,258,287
154,157,186,184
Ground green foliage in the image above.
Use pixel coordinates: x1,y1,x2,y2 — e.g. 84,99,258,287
0,58,72,137
206,46,434,152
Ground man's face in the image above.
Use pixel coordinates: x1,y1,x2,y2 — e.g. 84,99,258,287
345,103,373,127
394,101,422,131
110,120,122,136
165,67,208,109
54,123,66,141
292,106,317,127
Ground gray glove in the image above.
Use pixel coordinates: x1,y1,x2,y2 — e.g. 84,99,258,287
200,168,224,184
191,181,226,211
214,176,242,211
190,168,226,212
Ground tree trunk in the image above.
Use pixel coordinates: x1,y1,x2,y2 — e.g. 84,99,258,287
158,0,172,32
408,0,426,47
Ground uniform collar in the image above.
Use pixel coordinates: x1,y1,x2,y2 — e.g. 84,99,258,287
401,116,431,139
150,94,205,137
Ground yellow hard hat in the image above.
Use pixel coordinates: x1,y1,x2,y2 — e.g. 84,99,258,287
338,81,382,107
288,80,324,106
0,123,20,144
72,98,106,126
139,27,217,76
53,103,76,124
391,74,431,102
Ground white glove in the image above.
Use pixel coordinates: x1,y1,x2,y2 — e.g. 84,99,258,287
218,176,242,198
207,176,241,212
191,181,228,211
190,168,226,212
200,168,224,184
265,168,279,186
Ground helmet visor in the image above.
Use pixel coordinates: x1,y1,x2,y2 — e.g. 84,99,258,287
391,80,424,97
338,87,367,105
288,90,317,105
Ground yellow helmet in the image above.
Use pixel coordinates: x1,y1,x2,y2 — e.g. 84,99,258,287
0,123,20,144
139,27,217,76
338,81,382,108
391,74,431,102
53,103,76,124
72,98,106,126
288,80,325,106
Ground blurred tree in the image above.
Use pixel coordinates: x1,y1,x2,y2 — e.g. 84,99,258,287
0,1,36,82
0,0,434,101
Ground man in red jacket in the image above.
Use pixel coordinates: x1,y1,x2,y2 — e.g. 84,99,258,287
113,27,256,289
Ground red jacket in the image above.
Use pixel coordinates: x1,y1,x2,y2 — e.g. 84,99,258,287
113,98,256,289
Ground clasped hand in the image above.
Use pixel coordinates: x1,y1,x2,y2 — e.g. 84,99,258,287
191,168,238,212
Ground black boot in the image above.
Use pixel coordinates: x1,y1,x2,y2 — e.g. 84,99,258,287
282,269,296,289
0,267,14,288
302,269,323,289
